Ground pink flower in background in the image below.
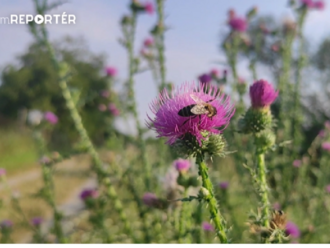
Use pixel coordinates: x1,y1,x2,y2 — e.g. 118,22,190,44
210,69,220,78
219,181,229,189
198,73,212,84
249,79,279,109
142,192,158,207
173,159,191,173
313,0,325,10
286,221,300,239
108,103,120,116
0,168,6,177
144,1,154,15
31,217,43,227
100,90,110,98
318,129,325,138
292,160,302,168
229,17,247,32
98,104,107,112
228,9,236,19
300,0,314,8
325,120,330,129
326,185,330,193
80,189,99,200
105,66,117,77
271,44,280,52
238,77,246,84
147,82,235,145
202,222,214,231
0,219,13,229
321,142,330,151
39,156,51,165
143,37,154,47
273,202,281,210
44,111,58,124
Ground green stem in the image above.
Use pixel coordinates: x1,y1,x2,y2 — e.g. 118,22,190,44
178,188,188,243
196,154,228,243
156,0,167,91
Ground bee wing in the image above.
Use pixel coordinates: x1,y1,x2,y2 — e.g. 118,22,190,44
190,94,205,104
190,104,208,115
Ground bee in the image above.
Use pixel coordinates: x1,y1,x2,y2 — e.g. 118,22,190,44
178,94,217,126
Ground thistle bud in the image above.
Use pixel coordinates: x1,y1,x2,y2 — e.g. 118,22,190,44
238,107,273,134
254,130,276,153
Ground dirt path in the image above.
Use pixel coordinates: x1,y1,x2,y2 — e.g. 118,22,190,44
0,169,40,192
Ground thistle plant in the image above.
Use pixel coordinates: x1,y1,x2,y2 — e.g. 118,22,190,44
147,82,235,243
238,79,278,242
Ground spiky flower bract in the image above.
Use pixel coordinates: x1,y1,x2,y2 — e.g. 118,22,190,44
147,82,235,146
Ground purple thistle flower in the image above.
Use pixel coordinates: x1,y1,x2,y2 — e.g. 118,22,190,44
292,160,302,168
0,168,6,177
44,111,58,124
198,73,212,84
313,0,325,10
147,82,235,145
100,90,110,98
108,103,120,116
105,66,117,77
80,189,99,200
228,17,247,32
286,221,300,239
0,220,13,229
322,142,330,151
143,37,154,47
319,129,326,138
249,79,278,109
300,0,314,8
173,159,190,173
98,104,107,112
31,217,43,227
219,181,229,189
142,192,158,207
144,1,154,15
39,156,51,165
202,221,214,231
325,184,330,193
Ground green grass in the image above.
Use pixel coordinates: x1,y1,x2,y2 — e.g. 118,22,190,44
0,128,38,175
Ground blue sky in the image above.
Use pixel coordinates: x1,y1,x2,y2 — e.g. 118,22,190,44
1,0,330,132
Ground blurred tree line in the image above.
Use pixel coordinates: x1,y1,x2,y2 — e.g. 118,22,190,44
0,36,116,151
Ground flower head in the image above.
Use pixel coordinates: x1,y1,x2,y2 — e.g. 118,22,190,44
210,69,220,78
219,181,229,189
325,184,330,193
300,0,314,8
292,160,302,168
108,103,120,116
39,156,51,165
0,220,13,229
98,104,107,112
100,90,110,98
142,192,158,207
173,159,191,173
80,189,99,200
31,217,43,227
147,82,235,145
286,221,300,239
229,17,247,32
105,66,117,77
144,1,154,15
202,221,214,231
319,129,326,138
322,142,330,151
273,202,281,210
249,79,278,109
313,0,325,10
44,111,58,124
198,73,212,84
27,110,43,126
0,168,6,177
143,37,154,47
325,120,330,129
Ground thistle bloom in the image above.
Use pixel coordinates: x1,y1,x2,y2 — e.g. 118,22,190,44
106,66,117,77
173,159,190,173
273,202,281,210
249,79,278,109
286,221,300,239
202,221,214,231
0,168,6,177
325,120,330,129
228,17,247,32
313,0,325,10
142,192,158,207
300,0,314,8
80,189,99,200
144,1,154,15
292,160,302,168
198,73,212,84
98,104,107,112
326,184,330,193
319,129,326,138
322,142,330,151
143,37,154,47
0,220,13,229
108,103,120,116
44,111,58,124
31,217,43,227
147,82,235,145
219,181,229,189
